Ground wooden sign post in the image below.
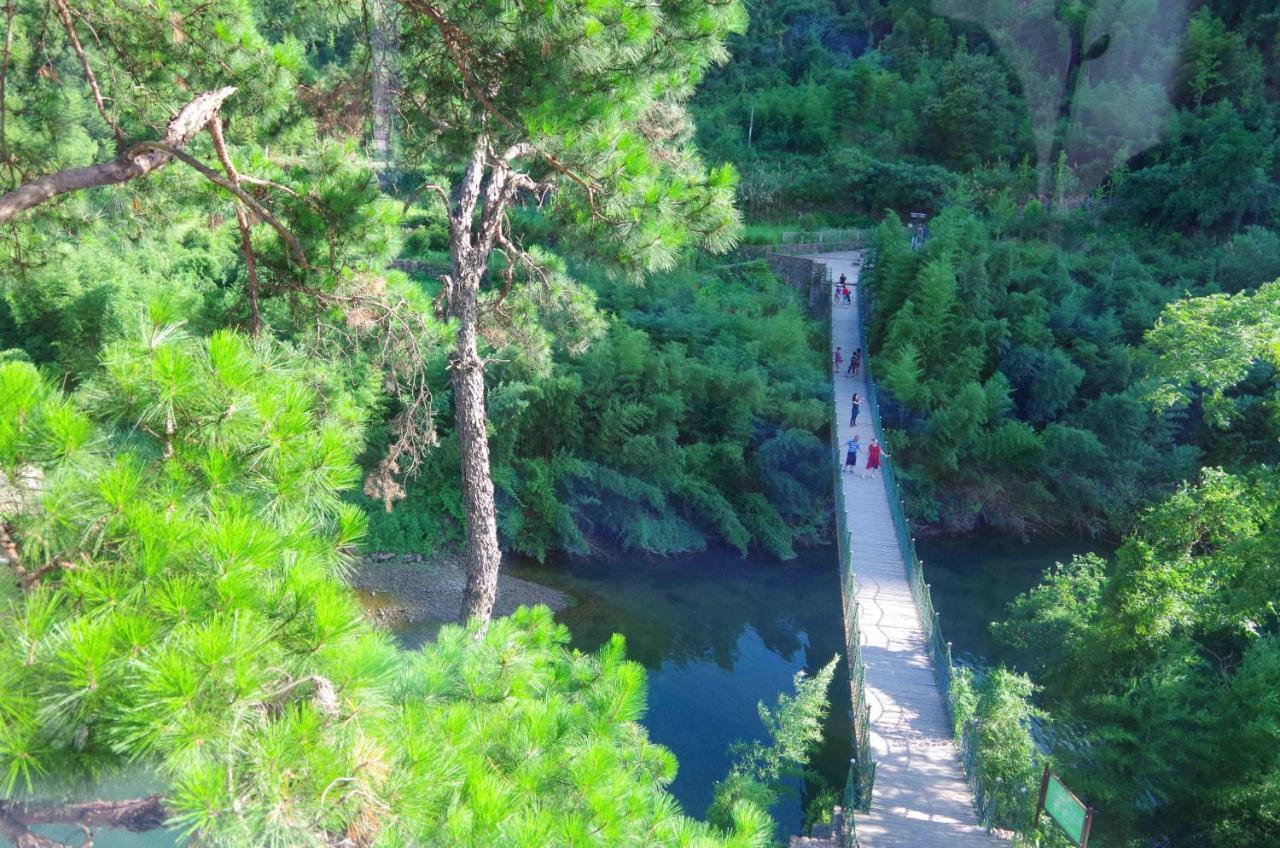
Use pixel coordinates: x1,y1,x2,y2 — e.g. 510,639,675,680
1034,765,1095,847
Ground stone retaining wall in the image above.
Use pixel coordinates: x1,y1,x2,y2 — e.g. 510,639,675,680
764,253,832,315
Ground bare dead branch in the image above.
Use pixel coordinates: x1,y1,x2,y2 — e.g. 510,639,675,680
0,805,64,848
208,114,261,335
1,796,166,834
0,86,236,223
239,174,301,198
501,142,535,162
0,521,75,590
51,0,125,151
264,674,341,718
135,141,308,269
400,180,449,215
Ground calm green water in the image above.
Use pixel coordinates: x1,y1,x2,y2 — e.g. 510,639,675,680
917,534,1114,669
394,547,853,833
504,547,853,832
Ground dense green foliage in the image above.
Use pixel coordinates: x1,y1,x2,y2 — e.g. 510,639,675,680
0,324,772,846
365,259,830,559
691,0,1280,537
864,212,1203,533
706,657,838,838
991,285,1280,847
949,667,1045,835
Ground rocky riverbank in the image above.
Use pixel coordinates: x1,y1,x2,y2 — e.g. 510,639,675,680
351,550,571,629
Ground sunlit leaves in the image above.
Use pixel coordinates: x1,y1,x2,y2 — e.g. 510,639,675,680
0,328,767,845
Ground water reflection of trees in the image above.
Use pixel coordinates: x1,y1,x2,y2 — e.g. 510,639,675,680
512,547,837,671
509,546,855,824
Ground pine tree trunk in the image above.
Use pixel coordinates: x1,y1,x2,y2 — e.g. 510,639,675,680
450,270,502,626
369,0,399,188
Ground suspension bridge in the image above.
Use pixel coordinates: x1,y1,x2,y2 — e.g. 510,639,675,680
805,249,1007,848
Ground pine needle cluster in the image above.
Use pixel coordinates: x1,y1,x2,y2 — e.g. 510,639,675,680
0,315,770,847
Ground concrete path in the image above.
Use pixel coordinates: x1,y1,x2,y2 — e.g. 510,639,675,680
812,250,1007,848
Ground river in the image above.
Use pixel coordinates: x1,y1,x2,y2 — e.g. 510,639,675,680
54,533,1109,847
394,545,854,835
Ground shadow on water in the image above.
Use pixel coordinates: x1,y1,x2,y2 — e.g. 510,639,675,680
395,544,853,834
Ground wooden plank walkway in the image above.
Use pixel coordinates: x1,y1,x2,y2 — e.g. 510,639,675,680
811,250,1006,848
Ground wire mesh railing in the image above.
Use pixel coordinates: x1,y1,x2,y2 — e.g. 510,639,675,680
824,247,877,820
832,358,877,815
855,248,1009,833
781,228,870,245
735,228,874,261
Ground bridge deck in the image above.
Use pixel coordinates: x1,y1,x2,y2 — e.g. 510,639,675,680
812,251,1006,848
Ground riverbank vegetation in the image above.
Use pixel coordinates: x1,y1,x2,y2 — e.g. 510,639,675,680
688,2,1280,845
363,259,831,560
708,658,838,841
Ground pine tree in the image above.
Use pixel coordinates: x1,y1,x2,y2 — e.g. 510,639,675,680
392,0,746,625
0,315,773,847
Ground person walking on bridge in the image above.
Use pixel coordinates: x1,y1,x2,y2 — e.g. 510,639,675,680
863,438,884,479
848,348,861,376
833,347,843,373
844,435,860,473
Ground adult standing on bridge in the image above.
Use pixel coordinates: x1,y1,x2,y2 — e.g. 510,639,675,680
844,435,860,473
863,438,884,479
850,392,861,427
848,348,861,376
834,346,844,372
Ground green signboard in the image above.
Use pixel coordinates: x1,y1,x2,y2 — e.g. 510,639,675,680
1036,767,1094,847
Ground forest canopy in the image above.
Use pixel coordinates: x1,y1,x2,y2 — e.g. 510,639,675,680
2,0,1280,846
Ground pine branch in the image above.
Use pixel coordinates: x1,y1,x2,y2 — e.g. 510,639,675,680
398,1,616,225
133,141,308,269
0,86,236,223
51,0,125,151
208,114,262,335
